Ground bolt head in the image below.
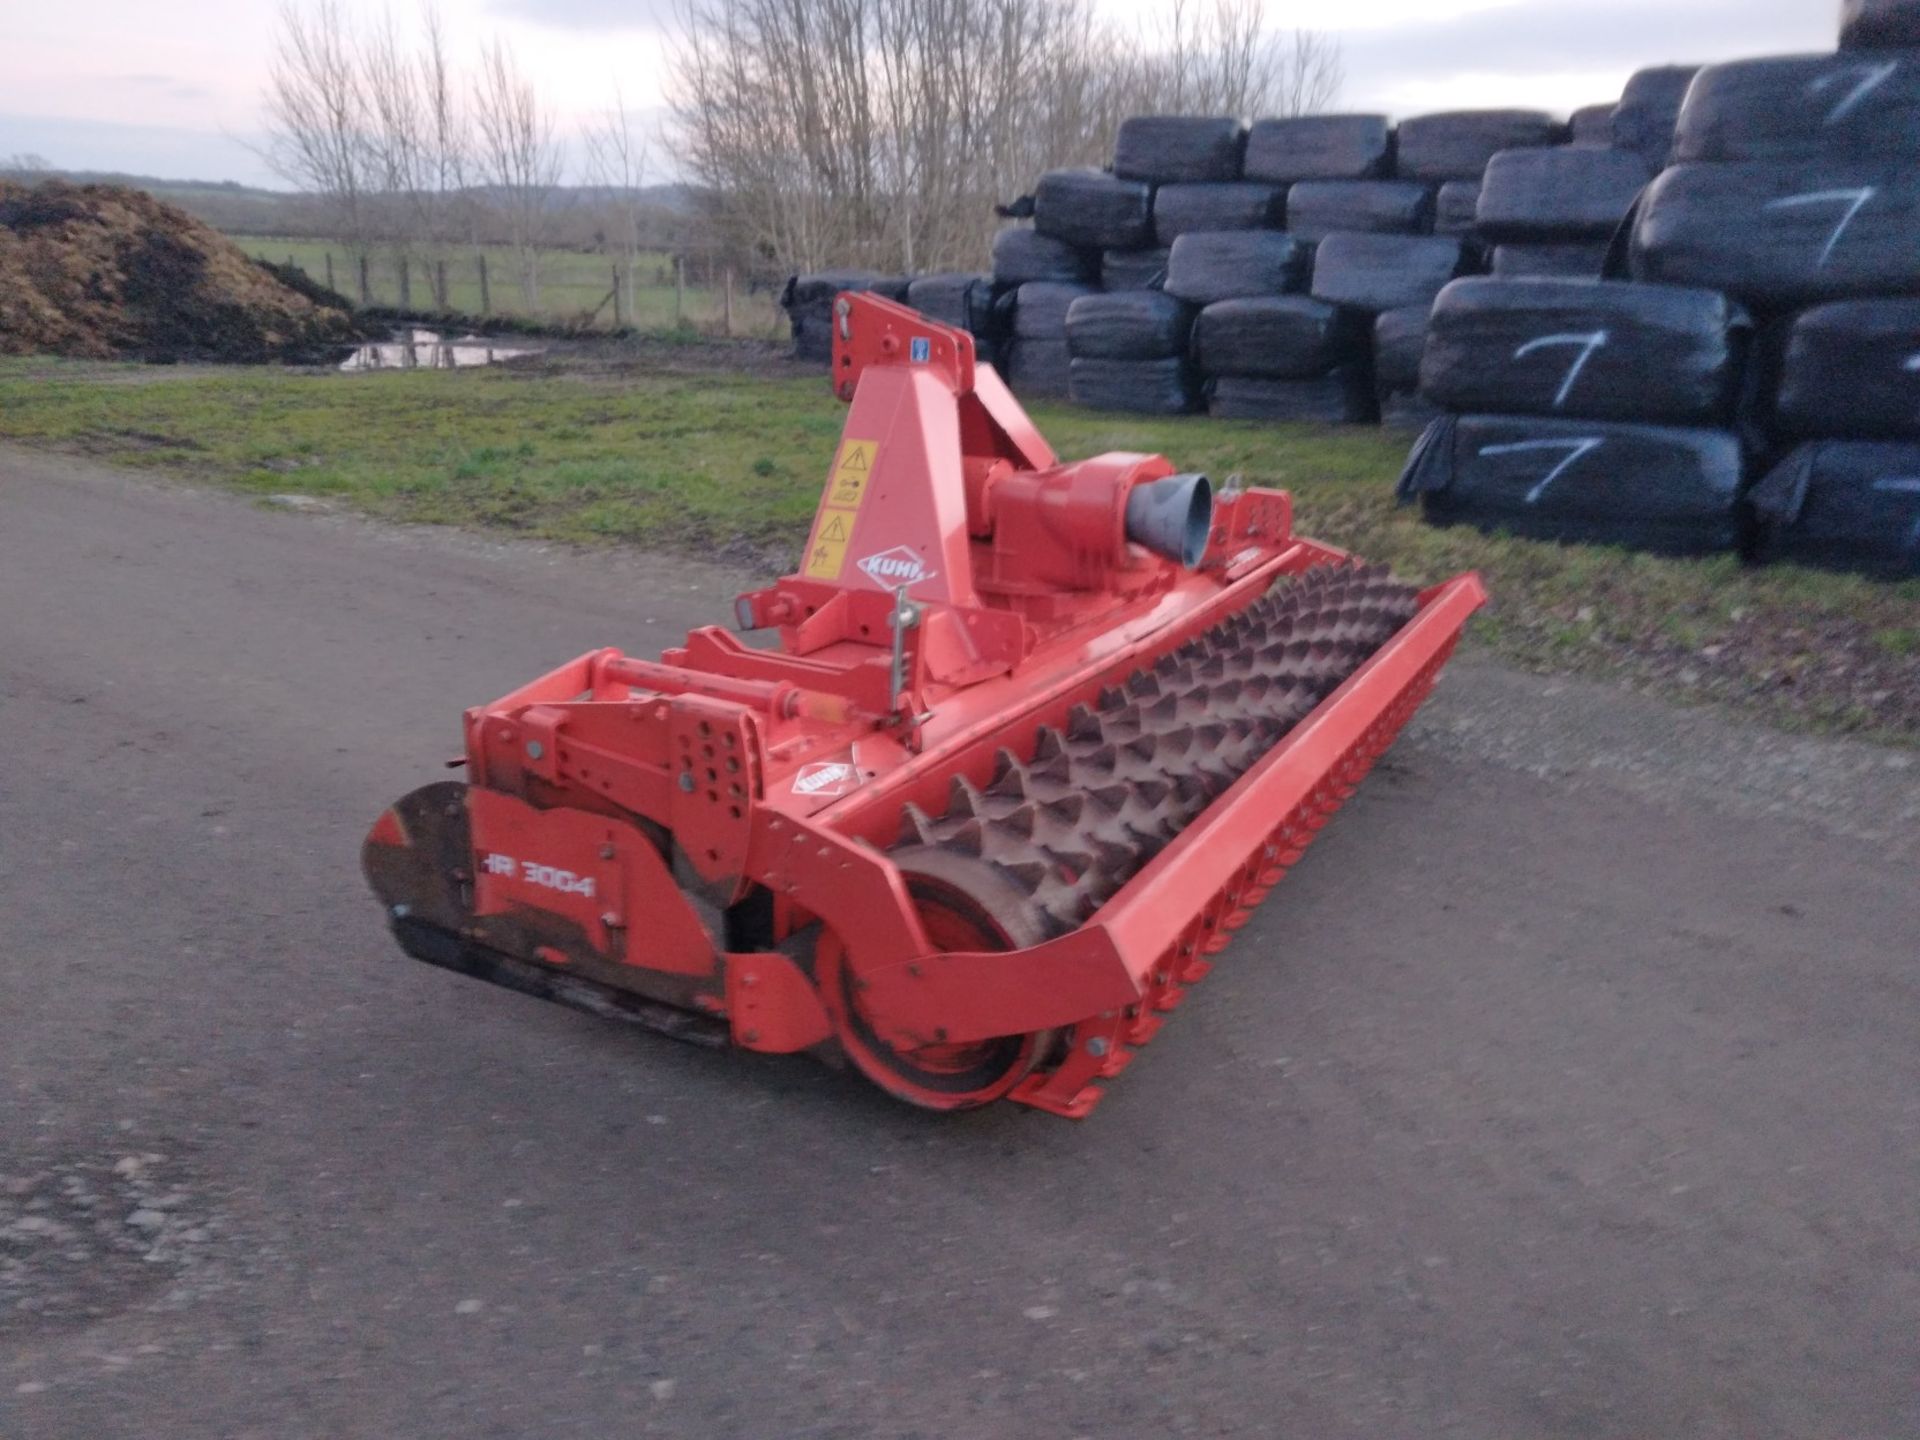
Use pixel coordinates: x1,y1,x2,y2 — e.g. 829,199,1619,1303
1086,1036,1110,1058
525,741,545,760
677,772,696,792
391,903,411,919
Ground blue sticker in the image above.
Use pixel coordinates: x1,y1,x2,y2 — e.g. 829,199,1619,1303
910,336,931,363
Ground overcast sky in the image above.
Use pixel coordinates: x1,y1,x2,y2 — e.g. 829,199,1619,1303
0,0,1839,187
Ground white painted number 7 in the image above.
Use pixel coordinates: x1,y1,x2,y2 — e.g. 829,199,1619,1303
1764,187,1877,269
1513,330,1611,410
1479,437,1606,505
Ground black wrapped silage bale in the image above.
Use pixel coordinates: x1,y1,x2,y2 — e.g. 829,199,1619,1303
1069,357,1197,414
1773,299,1920,438
1630,160,1920,308
1372,304,1432,401
1284,181,1436,243
991,226,1098,286
1033,169,1156,250
1191,297,1366,379
1397,413,1747,553
1749,440,1920,574
1571,103,1617,146
1208,370,1379,424
1004,339,1073,398
1011,281,1097,339
782,270,909,362
1395,110,1567,182
1671,53,1920,165
1065,292,1195,360
1842,0,1920,49
1613,65,1701,172
1113,116,1246,183
1491,243,1611,279
1242,115,1393,183
906,272,1001,361
1436,181,1482,236
1152,182,1287,245
1101,248,1171,291
1164,232,1311,306
1311,233,1469,313
1421,277,1750,425
1476,148,1649,241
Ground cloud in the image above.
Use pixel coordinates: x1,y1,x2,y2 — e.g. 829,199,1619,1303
487,0,677,32
1335,0,1836,112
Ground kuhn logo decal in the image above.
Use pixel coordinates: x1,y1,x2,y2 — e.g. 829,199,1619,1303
793,762,860,798
857,546,934,588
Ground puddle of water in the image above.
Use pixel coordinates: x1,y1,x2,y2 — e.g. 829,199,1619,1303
340,328,540,372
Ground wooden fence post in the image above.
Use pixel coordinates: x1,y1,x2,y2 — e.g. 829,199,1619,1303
398,256,412,310
478,253,491,315
674,256,684,326
325,252,335,293
357,255,370,306
723,269,735,337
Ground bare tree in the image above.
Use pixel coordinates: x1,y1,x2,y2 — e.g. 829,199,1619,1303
1,153,51,175
473,39,563,307
670,0,1341,279
262,0,375,290
584,83,653,323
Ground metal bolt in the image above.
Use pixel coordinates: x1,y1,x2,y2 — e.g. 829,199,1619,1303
677,772,696,793
526,741,544,760
1086,1037,1110,1057
742,1029,760,1045
391,904,411,919
600,844,615,860
740,971,758,988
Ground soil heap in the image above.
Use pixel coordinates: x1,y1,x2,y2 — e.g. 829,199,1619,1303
0,180,355,362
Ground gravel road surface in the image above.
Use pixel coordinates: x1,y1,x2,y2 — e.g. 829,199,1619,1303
2,447,1915,1439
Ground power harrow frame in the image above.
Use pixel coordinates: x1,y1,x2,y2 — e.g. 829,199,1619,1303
365,293,1485,1117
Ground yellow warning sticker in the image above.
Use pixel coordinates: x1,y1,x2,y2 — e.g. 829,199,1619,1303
826,439,877,510
803,530,851,580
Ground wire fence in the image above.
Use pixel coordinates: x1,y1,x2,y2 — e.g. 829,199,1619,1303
243,237,788,337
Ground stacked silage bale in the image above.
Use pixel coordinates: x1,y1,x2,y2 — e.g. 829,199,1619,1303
1641,35,1920,576
1402,278,1753,552
780,272,909,363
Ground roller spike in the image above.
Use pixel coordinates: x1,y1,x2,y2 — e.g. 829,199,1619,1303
1043,793,1087,826
1091,784,1131,813
947,775,983,819
1098,685,1128,713
896,803,938,849
994,859,1050,894
1124,735,1158,764
986,750,1028,800
1127,671,1159,698
991,804,1038,840
1067,705,1105,743
1032,751,1074,787
1032,727,1067,762
943,818,986,858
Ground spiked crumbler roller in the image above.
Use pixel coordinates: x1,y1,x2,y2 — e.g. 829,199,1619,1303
363,293,1486,1117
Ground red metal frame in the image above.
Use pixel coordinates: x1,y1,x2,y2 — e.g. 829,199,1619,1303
364,292,1487,1116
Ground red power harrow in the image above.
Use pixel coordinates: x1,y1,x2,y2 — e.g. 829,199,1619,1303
364,293,1486,1117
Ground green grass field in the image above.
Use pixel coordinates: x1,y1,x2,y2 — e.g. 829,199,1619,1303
0,352,1913,741
239,236,785,336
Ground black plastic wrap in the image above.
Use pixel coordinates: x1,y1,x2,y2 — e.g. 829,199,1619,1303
1490,243,1611,279
1476,148,1648,241
1571,103,1618,146
1436,181,1482,236
1101,248,1171,291
1011,281,1097,339
1208,369,1379,424
1372,303,1432,399
1613,65,1701,171
1033,169,1156,250
1397,413,1746,552
1003,338,1072,398
783,270,908,361
1673,53,1920,165
1749,440,1920,574
1191,296,1366,379
1065,291,1196,360
1630,160,1920,307
1773,298,1920,438
991,226,1098,286
906,272,995,330
1242,115,1393,183
1284,181,1435,243
1152,182,1287,245
1421,276,1750,424
1395,110,1567,181
1311,233,1469,313
1382,393,1445,430
1164,232,1311,305
1113,116,1246,183
1842,0,1920,49
1069,356,1197,414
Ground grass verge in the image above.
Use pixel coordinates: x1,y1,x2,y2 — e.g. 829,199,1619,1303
1,352,1914,743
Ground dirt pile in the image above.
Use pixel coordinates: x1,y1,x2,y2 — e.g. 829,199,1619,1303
0,180,357,362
